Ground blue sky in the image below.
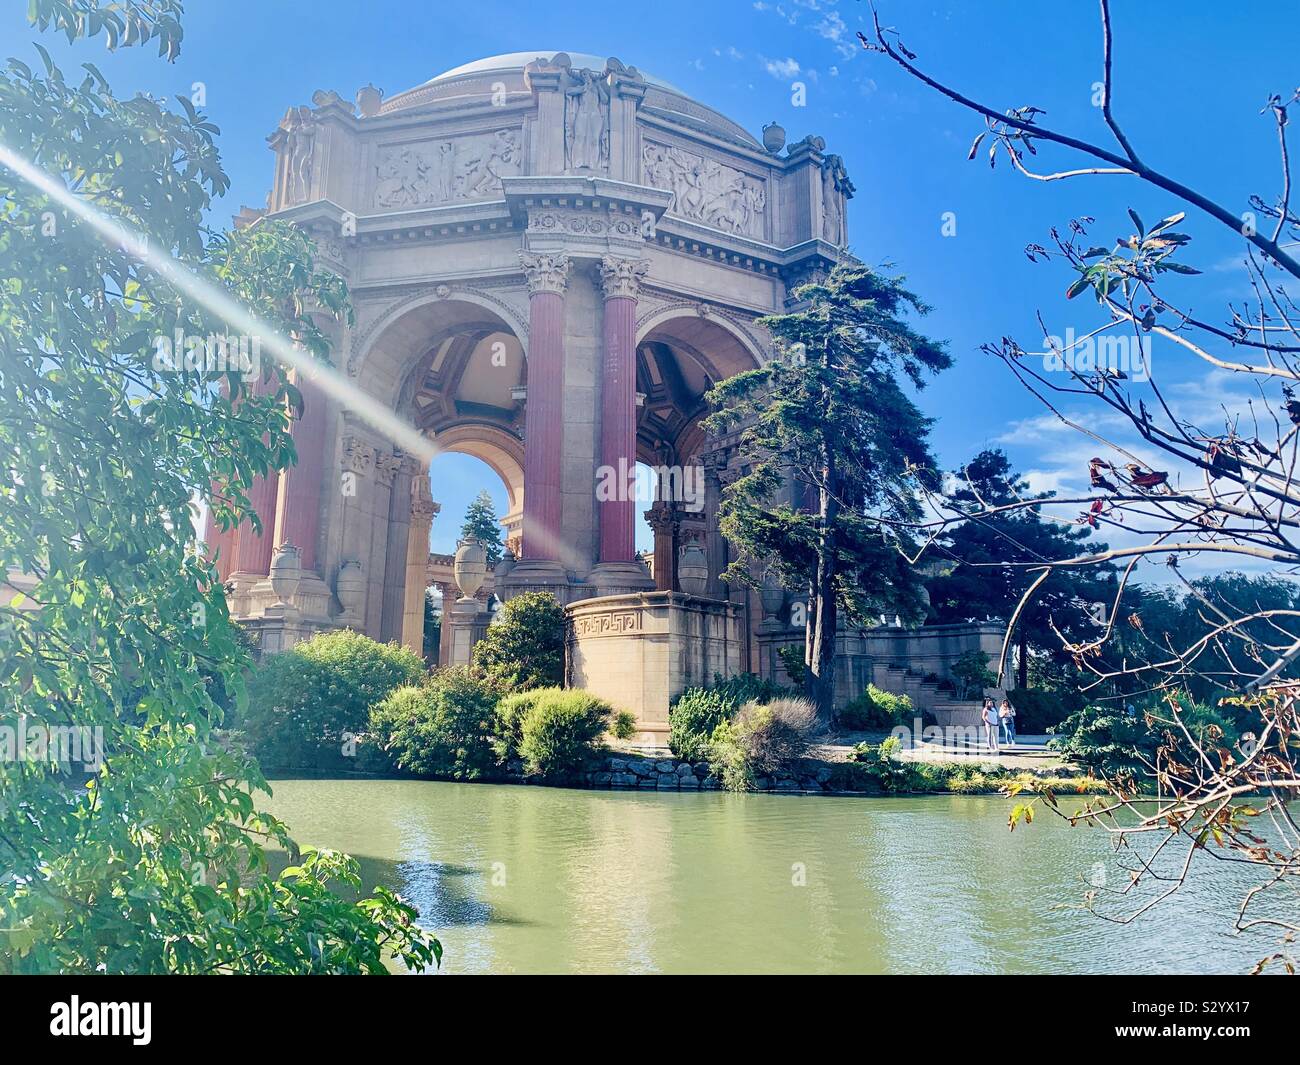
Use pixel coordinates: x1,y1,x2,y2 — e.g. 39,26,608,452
6,1,1295,564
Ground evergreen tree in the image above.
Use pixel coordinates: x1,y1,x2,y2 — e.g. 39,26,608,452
460,488,504,565
926,449,1115,689
706,265,950,723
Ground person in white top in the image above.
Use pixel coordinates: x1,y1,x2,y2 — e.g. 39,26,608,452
981,699,1000,753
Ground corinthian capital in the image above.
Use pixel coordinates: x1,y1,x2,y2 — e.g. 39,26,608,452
519,251,571,296
599,256,650,300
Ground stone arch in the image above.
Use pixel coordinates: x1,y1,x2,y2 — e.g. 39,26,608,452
349,286,530,410
635,303,768,375
429,422,525,555
632,309,765,599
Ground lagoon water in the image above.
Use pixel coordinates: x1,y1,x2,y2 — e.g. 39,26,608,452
262,778,1278,974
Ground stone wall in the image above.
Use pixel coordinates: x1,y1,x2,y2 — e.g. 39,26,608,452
565,591,742,740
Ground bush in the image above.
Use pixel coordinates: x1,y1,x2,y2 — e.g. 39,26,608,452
668,673,788,761
242,630,425,770
368,667,500,780
1051,696,1242,781
951,650,996,700
709,697,819,791
776,644,806,685
517,689,612,782
611,710,638,740
492,687,551,763
471,591,565,691
837,684,914,731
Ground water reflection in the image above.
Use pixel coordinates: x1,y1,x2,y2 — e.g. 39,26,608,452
260,778,1283,975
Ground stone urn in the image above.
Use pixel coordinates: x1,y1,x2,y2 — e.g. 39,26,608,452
268,543,302,607
677,541,709,596
454,537,488,601
762,120,787,154
760,570,786,619
355,83,383,117
335,559,364,618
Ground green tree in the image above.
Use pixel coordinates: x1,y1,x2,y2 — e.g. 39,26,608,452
926,449,1115,689
471,590,564,691
241,630,425,771
706,265,950,722
460,488,504,565
0,2,437,972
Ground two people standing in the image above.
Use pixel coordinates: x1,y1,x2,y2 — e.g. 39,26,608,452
980,697,1017,751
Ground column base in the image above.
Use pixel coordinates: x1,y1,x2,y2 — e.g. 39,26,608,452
496,557,573,602
588,559,656,597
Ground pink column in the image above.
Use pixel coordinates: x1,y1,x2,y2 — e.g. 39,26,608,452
232,374,281,576
597,257,649,564
205,509,238,581
275,372,328,572
519,252,570,561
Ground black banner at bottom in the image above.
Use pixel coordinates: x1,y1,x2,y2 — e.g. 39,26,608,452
0,974,1293,1050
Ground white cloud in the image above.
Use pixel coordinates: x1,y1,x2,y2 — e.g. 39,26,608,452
762,56,802,79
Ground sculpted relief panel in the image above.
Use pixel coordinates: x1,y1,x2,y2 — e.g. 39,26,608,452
373,129,522,209
641,141,766,239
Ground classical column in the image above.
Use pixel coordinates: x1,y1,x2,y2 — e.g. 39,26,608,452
591,256,655,593
645,501,680,592
518,251,570,563
379,452,415,642
401,473,439,655
274,371,329,573
231,373,281,581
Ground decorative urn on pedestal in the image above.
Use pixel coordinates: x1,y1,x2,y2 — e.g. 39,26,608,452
760,569,786,620
268,543,302,608
677,540,709,597
762,120,787,153
453,537,488,602
334,559,364,620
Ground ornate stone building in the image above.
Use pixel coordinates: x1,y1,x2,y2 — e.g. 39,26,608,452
213,52,997,738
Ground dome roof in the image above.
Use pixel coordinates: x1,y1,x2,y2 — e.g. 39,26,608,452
379,51,760,149
430,51,683,93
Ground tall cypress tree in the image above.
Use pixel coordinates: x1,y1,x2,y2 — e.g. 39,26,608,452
926,449,1115,689
705,265,950,722
460,488,504,565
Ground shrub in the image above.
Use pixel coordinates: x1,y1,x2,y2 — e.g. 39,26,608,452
242,630,425,770
1051,696,1241,781
850,736,919,792
492,687,552,763
951,650,996,699
668,673,788,761
368,667,500,780
611,710,638,740
776,644,806,685
471,591,565,691
837,684,913,731
709,697,820,791
517,689,612,782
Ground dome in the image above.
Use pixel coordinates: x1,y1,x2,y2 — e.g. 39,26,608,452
430,51,683,93
378,51,760,149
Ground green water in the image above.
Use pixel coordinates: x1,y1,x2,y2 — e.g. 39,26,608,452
262,778,1277,974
